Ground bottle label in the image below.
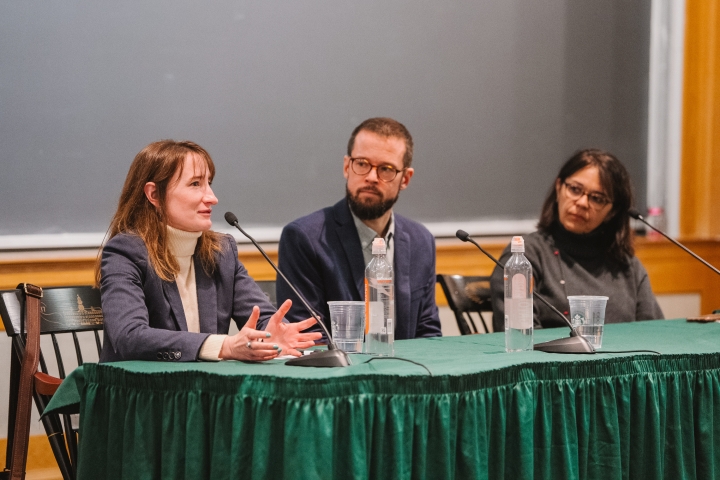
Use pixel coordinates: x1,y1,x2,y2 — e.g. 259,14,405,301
511,273,526,297
366,278,393,334
509,273,532,329
507,299,532,329
369,278,393,295
364,278,370,335
369,300,383,333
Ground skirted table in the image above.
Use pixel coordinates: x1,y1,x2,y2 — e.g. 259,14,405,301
45,319,720,480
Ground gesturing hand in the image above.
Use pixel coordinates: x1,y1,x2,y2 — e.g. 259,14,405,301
219,306,282,361
264,300,323,357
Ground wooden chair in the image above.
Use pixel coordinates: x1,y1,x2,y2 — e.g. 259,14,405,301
436,274,492,335
1,285,103,480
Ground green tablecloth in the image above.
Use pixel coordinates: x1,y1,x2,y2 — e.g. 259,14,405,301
46,320,720,480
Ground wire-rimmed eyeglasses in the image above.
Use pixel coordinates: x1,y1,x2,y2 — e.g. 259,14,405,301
562,181,612,209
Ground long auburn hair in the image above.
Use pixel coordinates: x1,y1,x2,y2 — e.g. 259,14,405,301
95,140,224,285
537,148,635,268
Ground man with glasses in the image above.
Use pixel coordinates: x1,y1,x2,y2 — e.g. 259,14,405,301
276,117,442,339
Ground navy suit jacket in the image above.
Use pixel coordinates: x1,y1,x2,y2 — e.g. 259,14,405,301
99,233,275,362
276,199,441,339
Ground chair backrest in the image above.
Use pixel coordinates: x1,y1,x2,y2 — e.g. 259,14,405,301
255,280,277,308
436,274,492,335
1,285,103,480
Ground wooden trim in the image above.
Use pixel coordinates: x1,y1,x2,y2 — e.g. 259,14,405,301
0,435,61,473
434,238,720,314
680,0,720,238
2,238,719,331
0,249,279,290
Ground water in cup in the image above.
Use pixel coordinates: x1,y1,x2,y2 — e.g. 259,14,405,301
567,295,608,349
574,324,603,349
327,301,365,353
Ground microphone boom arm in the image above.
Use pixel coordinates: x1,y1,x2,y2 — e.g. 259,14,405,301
459,232,580,332
455,229,594,354
630,210,720,276
224,212,350,367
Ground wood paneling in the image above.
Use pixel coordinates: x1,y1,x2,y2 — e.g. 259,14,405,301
0,248,279,290
2,238,719,331
680,0,720,237
0,435,62,475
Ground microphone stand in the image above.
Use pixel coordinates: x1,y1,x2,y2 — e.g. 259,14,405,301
629,209,720,277
455,230,594,354
225,212,349,367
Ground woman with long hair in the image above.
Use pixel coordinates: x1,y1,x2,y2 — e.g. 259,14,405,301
490,149,663,330
96,140,321,362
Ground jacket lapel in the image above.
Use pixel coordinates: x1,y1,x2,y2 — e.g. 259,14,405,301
162,281,188,332
392,222,411,336
195,253,218,334
333,200,366,298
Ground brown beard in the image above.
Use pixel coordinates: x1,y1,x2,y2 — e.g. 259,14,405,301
346,185,399,221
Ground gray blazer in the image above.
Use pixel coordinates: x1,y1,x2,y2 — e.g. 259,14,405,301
99,233,275,362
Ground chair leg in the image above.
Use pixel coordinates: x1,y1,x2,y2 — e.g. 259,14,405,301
3,351,21,476
453,311,472,335
34,393,74,480
465,314,480,334
477,314,491,334
62,414,78,478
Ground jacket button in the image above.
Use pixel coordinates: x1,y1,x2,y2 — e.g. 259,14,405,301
175,351,182,360
157,352,163,360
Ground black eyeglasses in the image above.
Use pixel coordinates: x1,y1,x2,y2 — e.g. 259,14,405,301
349,157,405,182
563,181,612,209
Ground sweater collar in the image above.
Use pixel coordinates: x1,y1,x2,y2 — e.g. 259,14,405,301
549,220,613,260
166,225,202,257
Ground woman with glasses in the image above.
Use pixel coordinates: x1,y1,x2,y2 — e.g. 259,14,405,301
490,148,663,331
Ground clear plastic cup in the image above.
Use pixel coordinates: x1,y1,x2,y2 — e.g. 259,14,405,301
327,301,365,353
567,296,609,349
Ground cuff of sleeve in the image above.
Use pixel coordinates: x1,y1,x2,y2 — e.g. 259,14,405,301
199,334,227,361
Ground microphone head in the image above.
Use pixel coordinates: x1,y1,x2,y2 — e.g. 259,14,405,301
224,211,239,226
627,208,642,220
456,229,470,242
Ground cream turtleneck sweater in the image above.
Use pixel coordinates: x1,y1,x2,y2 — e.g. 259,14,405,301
167,226,226,361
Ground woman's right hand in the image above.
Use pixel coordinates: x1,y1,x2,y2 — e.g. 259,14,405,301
219,306,282,361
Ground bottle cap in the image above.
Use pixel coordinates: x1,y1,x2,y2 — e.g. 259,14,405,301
372,238,386,255
510,236,525,253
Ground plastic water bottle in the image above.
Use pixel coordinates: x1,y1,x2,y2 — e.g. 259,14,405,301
504,236,533,352
364,238,394,356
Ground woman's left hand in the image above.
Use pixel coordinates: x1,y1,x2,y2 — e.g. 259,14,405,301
264,300,323,357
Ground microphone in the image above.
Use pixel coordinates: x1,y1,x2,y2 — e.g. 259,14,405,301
455,230,594,354
225,212,349,367
628,208,720,277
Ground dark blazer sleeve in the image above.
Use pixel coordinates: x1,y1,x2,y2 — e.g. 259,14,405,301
413,234,442,338
276,221,326,327
99,234,209,362
226,237,276,330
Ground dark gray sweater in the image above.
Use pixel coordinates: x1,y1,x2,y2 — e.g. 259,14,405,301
490,224,664,330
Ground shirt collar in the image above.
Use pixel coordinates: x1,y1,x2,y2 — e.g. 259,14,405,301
350,209,395,251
